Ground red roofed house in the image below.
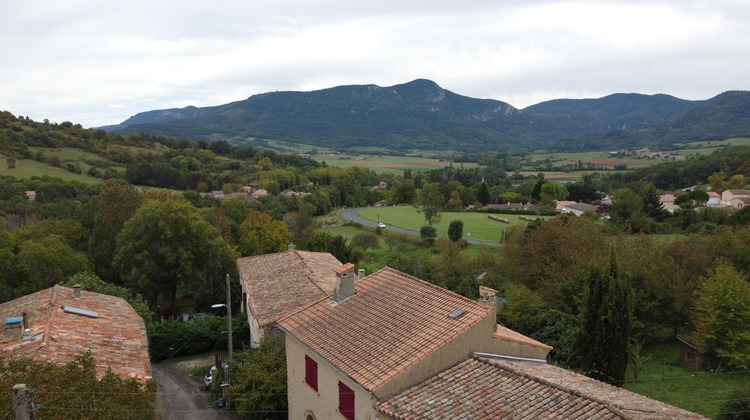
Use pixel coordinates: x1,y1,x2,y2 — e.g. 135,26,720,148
277,266,552,420
376,356,705,419
277,266,704,419
0,285,151,381
236,249,344,347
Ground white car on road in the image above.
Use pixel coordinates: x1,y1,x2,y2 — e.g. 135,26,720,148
377,222,386,228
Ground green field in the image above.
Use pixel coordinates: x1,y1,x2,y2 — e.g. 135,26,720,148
313,154,472,175
624,342,750,419
0,154,105,183
354,206,548,243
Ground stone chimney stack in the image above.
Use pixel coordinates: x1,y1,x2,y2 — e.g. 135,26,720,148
358,269,365,281
73,284,82,300
333,263,356,302
478,286,498,311
288,243,296,251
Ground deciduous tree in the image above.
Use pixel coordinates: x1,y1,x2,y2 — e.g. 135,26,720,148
113,199,237,310
414,182,444,226
0,353,157,420
238,211,293,257
693,263,750,369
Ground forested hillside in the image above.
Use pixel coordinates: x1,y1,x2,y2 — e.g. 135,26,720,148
102,79,750,154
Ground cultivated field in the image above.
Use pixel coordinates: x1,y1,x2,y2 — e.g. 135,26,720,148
313,154,475,174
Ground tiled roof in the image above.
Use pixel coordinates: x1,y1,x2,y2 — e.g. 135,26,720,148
494,325,552,350
277,267,492,392
0,285,151,381
659,194,676,203
237,250,343,327
556,200,576,211
565,202,598,212
376,357,706,419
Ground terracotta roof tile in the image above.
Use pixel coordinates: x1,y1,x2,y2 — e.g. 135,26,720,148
236,250,343,327
277,267,491,392
0,286,151,381
494,325,553,350
376,357,706,419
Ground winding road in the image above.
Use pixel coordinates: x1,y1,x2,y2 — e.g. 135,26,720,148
339,207,502,247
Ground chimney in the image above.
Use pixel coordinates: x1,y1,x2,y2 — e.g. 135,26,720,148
478,286,498,311
333,263,356,302
73,284,82,300
358,269,365,281
288,243,296,251
22,312,31,336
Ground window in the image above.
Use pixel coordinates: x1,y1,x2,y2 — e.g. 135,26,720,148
338,381,354,420
305,355,318,392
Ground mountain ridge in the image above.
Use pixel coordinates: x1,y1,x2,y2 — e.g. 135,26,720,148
103,79,750,153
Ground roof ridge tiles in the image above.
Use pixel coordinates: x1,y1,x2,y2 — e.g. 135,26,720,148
378,266,492,314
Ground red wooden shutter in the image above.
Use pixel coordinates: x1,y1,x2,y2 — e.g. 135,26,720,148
338,381,355,420
305,355,318,391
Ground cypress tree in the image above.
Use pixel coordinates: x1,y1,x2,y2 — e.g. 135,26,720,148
574,247,634,385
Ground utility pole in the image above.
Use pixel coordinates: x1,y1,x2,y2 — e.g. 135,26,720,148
226,273,233,361
13,384,29,420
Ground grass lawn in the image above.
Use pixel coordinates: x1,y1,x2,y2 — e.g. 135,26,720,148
624,341,750,419
354,206,549,243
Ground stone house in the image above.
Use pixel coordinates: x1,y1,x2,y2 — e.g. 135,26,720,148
236,250,344,347
0,285,151,381
720,189,749,206
276,266,704,419
276,266,551,420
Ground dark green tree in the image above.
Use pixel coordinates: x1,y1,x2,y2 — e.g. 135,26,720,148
448,220,464,242
476,182,491,206
640,182,664,219
572,247,634,385
87,179,143,284
113,199,237,310
419,225,437,246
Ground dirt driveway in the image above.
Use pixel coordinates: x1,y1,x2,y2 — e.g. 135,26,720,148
152,363,240,420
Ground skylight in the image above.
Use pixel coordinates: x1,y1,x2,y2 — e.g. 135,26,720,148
448,309,465,319
63,306,99,318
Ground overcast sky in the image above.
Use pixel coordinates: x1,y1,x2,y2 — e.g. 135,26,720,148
2,0,748,128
